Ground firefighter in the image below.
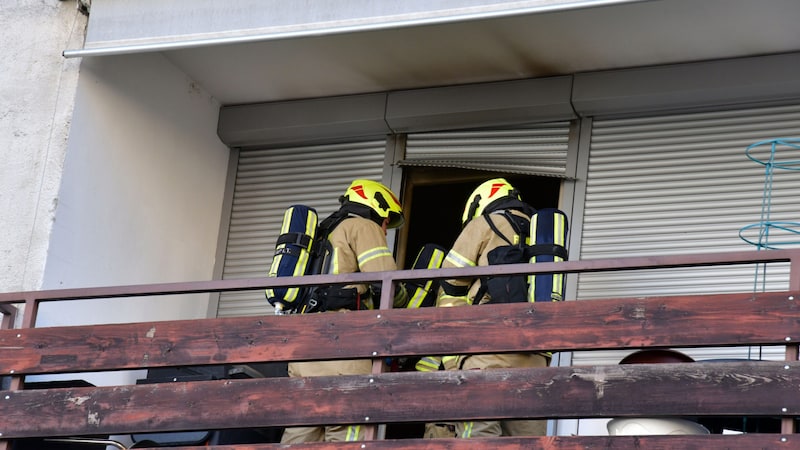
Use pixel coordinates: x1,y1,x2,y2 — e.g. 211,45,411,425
280,179,409,443
436,177,550,438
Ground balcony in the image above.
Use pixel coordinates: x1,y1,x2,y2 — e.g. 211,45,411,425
1,249,799,449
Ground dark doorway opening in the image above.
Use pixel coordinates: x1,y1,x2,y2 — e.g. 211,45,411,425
399,168,562,269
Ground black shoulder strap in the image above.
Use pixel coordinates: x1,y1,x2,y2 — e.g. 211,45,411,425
485,211,529,244
307,209,350,276
484,214,513,245
318,209,350,237
510,210,531,240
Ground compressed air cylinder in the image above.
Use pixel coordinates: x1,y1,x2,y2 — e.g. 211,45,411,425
528,208,569,302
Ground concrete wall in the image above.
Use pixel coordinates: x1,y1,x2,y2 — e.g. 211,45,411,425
32,50,229,387
40,50,229,318
0,0,86,292
0,0,229,391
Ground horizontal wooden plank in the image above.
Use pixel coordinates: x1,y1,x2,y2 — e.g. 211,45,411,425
2,362,798,438
123,434,797,450
1,291,797,375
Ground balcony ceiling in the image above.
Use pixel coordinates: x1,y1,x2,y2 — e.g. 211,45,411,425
82,0,800,106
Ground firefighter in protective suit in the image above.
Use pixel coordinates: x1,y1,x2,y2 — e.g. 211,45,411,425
280,179,409,443
436,178,550,438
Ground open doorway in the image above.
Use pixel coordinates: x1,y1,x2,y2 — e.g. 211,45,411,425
398,167,563,269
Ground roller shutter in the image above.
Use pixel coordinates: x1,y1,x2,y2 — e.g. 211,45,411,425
574,103,800,365
217,140,387,317
400,122,572,177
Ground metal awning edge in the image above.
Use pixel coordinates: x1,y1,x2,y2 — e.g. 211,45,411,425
63,0,640,58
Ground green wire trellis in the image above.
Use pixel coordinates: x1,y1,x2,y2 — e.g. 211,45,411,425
738,138,800,293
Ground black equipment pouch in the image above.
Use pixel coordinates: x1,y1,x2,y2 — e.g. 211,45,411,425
475,212,531,304
302,286,364,313
482,244,530,303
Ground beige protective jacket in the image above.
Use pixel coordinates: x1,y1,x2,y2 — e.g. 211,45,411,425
326,215,408,308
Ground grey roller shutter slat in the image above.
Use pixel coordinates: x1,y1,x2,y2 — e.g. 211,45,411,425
573,103,800,366
218,140,386,317
401,123,571,178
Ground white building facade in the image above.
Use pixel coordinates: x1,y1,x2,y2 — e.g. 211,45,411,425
3,0,800,436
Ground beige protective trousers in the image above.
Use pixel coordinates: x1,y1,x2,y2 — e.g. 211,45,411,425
446,352,550,438
280,359,373,443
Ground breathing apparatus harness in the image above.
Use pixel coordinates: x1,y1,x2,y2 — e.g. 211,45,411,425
300,200,384,314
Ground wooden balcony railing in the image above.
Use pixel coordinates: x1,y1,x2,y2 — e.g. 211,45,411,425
0,249,799,449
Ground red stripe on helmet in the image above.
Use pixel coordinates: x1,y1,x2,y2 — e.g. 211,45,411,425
352,185,368,199
489,183,505,198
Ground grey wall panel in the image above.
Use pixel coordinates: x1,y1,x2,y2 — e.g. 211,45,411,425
218,78,576,148
572,53,800,117
386,77,576,133
217,93,390,148
570,103,800,366
579,104,800,285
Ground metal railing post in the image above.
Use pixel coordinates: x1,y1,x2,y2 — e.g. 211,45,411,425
364,273,396,441
782,251,800,434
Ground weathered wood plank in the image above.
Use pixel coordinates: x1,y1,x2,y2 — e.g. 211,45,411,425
2,362,798,438
1,291,796,375
4,433,796,450
127,434,797,450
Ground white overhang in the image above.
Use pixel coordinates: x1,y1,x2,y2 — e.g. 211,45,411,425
63,0,800,107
